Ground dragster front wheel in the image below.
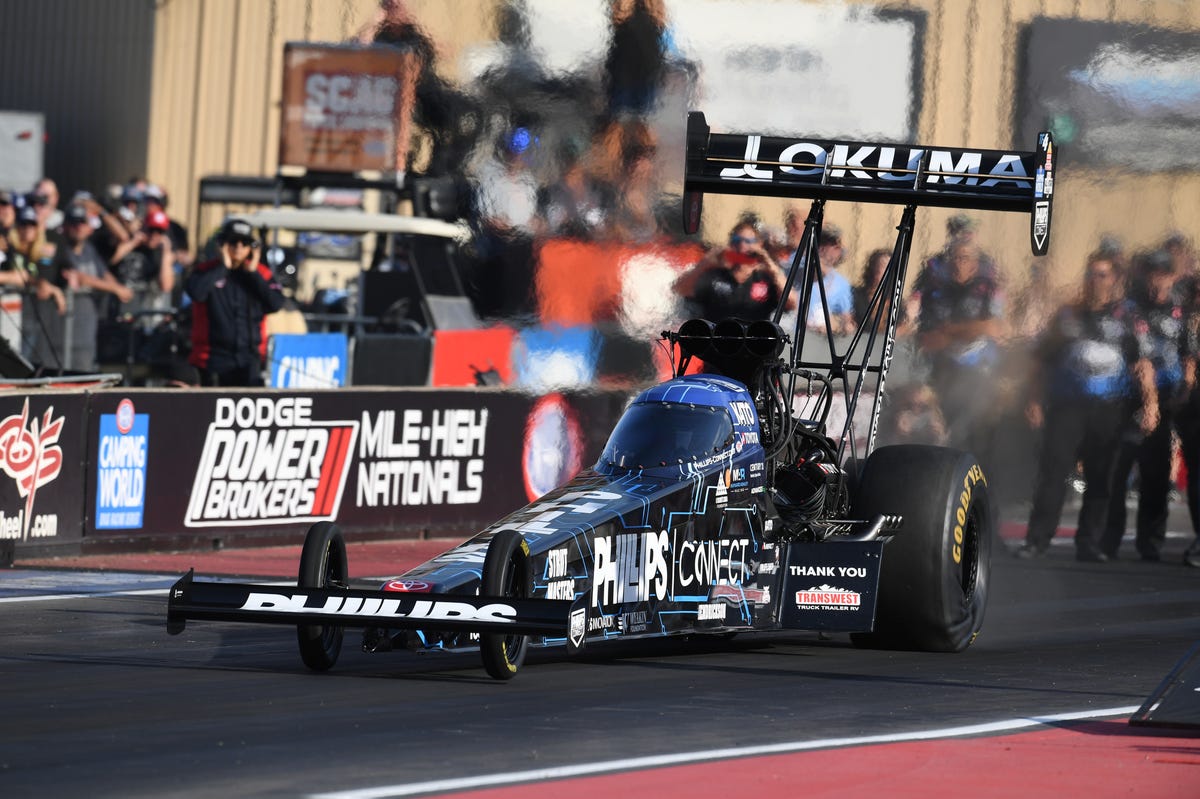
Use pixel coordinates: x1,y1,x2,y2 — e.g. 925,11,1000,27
479,530,532,680
296,522,348,671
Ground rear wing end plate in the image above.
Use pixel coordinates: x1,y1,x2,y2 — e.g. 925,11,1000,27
683,111,1055,255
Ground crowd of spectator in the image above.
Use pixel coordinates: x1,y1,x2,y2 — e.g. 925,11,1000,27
376,0,689,320
0,177,198,383
671,203,1200,568
0,176,294,389
5,1,1199,563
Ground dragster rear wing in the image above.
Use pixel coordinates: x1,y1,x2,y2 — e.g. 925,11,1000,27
682,112,1056,255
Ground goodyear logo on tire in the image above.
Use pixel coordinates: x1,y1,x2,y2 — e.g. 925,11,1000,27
953,465,986,564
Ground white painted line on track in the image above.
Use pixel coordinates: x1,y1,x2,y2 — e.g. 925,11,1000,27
309,705,1142,799
0,587,173,603
0,579,294,604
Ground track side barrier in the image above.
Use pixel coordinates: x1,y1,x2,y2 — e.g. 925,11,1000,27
1,387,630,558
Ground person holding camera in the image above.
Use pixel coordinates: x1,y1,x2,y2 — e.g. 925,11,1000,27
675,219,796,323
185,218,283,387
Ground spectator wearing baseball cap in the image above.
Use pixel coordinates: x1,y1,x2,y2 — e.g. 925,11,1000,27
185,217,284,386
46,203,133,371
141,207,176,297
31,178,61,228
805,223,857,336
7,199,67,370
99,198,175,349
11,203,56,274
145,208,170,234
0,190,33,295
142,183,191,266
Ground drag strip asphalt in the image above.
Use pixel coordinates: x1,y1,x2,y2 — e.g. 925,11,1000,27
2,541,1199,798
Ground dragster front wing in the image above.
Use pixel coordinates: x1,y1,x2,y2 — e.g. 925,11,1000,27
166,570,585,650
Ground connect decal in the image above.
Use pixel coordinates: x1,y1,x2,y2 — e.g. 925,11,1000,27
0,398,64,541
186,397,358,527
592,531,750,607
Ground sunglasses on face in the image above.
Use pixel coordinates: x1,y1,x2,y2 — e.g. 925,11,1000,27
730,235,758,246
227,238,254,247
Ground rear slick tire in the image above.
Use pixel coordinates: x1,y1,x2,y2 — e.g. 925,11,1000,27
296,522,347,671
849,445,992,652
479,530,531,680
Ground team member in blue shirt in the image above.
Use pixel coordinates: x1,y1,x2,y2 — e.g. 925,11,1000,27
912,239,1007,461
1017,250,1158,561
803,225,856,337
1101,250,1186,560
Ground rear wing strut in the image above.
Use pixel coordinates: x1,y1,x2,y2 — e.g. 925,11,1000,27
682,111,1056,255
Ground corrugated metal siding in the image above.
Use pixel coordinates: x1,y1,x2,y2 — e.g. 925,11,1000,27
142,0,1200,283
0,0,155,199
146,0,376,244
698,0,1200,288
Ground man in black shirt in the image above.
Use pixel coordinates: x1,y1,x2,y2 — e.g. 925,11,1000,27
186,218,284,387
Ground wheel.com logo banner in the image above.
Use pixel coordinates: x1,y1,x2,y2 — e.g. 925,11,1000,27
0,394,86,549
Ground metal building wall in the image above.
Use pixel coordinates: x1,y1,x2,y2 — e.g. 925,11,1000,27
699,0,1200,288
146,0,495,248
148,0,1200,283
0,0,155,200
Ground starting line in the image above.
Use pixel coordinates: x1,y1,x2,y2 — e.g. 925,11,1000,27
309,705,1143,799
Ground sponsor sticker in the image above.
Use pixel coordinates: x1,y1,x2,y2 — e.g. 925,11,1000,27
795,585,861,609
239,592,517,624
0,399,64,542
568,607,586,647
383,580,433,593
717,135,1034,189
185,397,358,527
96,399,149,529
592,531,751,607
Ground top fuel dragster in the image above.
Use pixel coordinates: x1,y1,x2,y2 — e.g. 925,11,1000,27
168,112,1056,679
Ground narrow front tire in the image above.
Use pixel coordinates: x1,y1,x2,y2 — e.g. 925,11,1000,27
296,522,348,671
479,530,531,680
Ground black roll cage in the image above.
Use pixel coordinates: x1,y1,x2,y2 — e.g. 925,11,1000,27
670,111,1055,475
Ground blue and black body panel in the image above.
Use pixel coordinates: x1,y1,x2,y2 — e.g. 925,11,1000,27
386,375,882,649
